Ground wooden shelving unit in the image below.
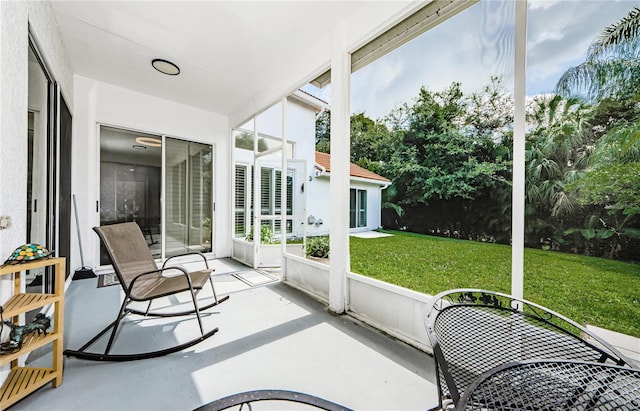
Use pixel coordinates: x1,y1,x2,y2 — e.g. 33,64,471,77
0,257,65,409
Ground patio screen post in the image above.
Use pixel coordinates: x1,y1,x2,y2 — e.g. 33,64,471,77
511,0,527,302
252,116,260,269
281,96,287,280
328,22,350,315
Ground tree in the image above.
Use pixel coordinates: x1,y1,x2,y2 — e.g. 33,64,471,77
556,7,640,101
553,6,640,258
566,120,640,257
385,82,512,240
524,95,591,249
315,110,331,153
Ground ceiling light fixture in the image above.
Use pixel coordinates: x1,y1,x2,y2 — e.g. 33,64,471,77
135,137,162,147
152,58,180,76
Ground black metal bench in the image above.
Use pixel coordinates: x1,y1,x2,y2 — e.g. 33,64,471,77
455,359,640,411
425,289,635,410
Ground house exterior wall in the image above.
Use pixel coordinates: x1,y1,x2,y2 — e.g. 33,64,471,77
308,176,385,236
350,179,385,233
71,75,230,270
306,176,331,236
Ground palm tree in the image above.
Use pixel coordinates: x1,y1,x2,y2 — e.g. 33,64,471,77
556,7,640,101
525,95,590,248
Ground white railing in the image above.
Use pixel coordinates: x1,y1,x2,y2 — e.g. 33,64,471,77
283,253,433,353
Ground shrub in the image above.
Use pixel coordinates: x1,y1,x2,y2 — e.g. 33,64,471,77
306,236,330,258
245,225,274,244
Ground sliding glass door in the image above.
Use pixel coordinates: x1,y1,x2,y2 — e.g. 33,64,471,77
164,138,213,257
99,127,213,263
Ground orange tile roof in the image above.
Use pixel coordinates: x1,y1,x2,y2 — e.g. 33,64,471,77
315,151,390,183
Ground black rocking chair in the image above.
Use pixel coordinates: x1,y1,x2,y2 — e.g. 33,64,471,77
64,222,229,361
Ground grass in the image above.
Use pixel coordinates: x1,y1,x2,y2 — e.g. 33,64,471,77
349,230,640,338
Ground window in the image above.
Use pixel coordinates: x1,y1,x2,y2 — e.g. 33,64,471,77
234,165,249,237
234,129,294,158
261,167,294,236
234,164,294,238
350,189,367,228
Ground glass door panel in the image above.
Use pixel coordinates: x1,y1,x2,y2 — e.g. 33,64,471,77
26,44,51,290
99,126,162,264
164,137,213,257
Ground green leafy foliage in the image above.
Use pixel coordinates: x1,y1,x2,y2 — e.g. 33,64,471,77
245,225,274,244
305,236,330,258
556,7,640,101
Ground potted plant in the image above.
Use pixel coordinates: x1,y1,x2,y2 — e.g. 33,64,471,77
305,236,330,261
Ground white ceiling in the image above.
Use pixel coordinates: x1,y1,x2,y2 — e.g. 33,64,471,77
51,1,370,118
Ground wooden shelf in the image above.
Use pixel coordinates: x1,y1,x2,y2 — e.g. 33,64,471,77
0,257,65,409
0,333,58,366
0,367,58,407
2,293,59,318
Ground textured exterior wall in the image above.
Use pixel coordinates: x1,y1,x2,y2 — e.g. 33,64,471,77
28,1,74,106
0,1,29,264
0,1,73,260
0,0,73,380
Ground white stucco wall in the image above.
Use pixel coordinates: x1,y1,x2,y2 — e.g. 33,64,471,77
307,176,386,236
0,0,73,381
306,176,331,237
0,0,73,258
71,75,230,271
0,2,29,266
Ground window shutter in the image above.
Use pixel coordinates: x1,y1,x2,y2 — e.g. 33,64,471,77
234,165,246,236
261,168,272,215
358,190,367,228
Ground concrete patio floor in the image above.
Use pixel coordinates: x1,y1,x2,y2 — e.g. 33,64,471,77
13,258,439,410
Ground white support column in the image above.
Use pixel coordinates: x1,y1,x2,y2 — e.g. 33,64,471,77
252,117,260,269
511,0,527,301
281,96,288,280
329,22,350,314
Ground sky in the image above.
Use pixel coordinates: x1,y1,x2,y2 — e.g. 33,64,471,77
304,0,639,121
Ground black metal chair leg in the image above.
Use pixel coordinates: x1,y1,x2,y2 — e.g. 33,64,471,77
105,297,130,354
209,277,219,304
188,286,204,335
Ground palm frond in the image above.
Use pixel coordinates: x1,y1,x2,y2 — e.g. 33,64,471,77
555,58,640,100
588,7,640,60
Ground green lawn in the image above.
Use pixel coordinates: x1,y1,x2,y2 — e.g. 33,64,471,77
349,230,640,338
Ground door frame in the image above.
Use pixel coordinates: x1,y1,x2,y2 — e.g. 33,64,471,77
96,124,217,267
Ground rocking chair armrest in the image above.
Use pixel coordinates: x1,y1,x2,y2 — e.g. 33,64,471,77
162,251,210,270
128,266,195,295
